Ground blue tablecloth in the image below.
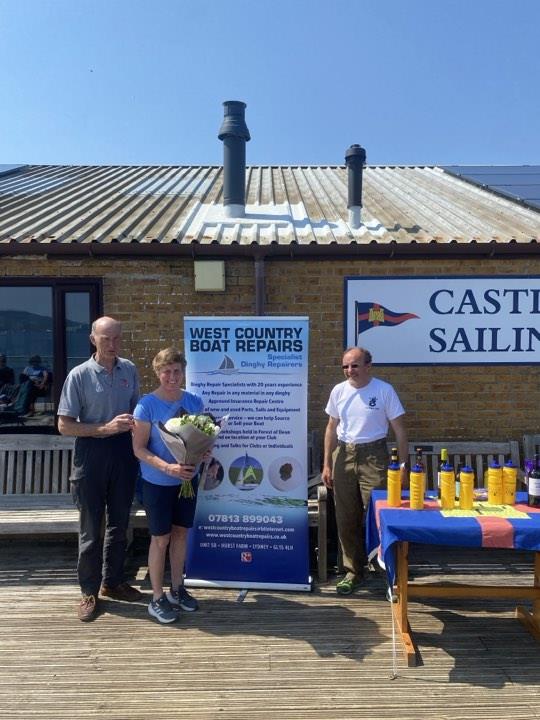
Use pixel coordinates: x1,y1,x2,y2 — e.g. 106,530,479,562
366,490,540,586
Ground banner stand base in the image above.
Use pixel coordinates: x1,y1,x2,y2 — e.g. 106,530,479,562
185,577,313,592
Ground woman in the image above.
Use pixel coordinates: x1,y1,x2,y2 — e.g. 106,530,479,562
132,348,205,624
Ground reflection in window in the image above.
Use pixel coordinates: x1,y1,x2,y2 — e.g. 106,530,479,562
0,286,53,379
0,281,99,433
65,293,91,373
0,287,54,430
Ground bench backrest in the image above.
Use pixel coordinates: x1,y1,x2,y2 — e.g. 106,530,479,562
390,440,521,489
0,434,75,495
0,432,524,495
523,434,540,461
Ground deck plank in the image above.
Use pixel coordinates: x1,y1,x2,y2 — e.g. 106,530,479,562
0,541,540,719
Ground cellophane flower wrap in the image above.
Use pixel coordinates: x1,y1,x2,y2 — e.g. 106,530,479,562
157,414,228,498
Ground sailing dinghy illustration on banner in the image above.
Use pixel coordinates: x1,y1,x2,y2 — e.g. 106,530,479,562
207,355,238,375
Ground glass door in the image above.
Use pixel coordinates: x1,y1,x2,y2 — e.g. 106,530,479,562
0,279,101,433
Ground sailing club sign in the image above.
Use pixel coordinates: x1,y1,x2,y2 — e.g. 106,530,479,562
344,276,540,365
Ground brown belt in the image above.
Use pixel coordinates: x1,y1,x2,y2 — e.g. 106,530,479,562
337,438,387,450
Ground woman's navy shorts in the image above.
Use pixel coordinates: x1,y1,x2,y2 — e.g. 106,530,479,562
141,478,199,536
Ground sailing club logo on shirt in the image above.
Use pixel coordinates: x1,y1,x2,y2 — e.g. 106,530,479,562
241,552,252,563
356,301,419,339
368,397,377,408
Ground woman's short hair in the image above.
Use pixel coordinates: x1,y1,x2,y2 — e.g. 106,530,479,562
152,348,187,375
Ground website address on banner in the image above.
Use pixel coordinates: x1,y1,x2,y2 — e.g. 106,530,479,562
205,531,289,541
200,525,294,534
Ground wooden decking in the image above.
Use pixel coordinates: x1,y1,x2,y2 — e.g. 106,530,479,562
1,539,540,720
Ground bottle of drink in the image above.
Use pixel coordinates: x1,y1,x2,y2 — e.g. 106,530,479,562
440,461,455,510
502,456,517,505
415,447,426,497
409,462,425,510
387,447,401,507
415,447,424,470
487,459,503,505
459,465,474,510
528,454,540,508
437,448,448,497
455,462,462,501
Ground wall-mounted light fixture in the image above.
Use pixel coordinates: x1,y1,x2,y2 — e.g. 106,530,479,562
194,260,226,292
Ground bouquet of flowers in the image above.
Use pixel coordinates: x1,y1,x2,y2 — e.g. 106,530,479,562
157,413,228,498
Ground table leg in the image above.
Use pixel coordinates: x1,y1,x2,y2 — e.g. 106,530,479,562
392,541,419,666
516,551,540,641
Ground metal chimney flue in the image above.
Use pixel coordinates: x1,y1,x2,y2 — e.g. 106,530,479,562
345,144,366,229
218,100,251,218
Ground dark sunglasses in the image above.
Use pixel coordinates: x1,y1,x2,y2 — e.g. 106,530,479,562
342,363,360,369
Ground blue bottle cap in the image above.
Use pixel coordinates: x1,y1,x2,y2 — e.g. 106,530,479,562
461,465,473,473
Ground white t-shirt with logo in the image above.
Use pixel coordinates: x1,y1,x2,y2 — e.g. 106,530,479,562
325,377,405,444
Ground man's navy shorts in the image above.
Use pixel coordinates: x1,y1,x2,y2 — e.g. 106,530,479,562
141,479,199,536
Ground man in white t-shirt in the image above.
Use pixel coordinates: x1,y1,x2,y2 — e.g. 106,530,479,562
322,346,408,594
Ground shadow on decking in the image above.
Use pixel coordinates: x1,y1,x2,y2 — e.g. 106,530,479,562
1,536,540,701
0,535,387,664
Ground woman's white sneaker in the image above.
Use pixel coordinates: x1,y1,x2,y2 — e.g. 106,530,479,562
148,595,178,623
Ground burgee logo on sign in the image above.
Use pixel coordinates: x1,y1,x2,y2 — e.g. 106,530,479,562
183,316,311,592
355,301,419,338
346,276,540,365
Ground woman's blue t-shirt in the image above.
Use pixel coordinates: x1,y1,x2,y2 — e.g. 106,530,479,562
133,390,204,487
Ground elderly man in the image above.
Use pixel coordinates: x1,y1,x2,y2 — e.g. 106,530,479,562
322,346,408,594
58,316,141,621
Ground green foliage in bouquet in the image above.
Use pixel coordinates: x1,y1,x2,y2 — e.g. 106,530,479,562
165,414,219,437
179,477,195,499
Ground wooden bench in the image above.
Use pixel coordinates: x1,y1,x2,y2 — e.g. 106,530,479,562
523,433,540,460
396,440,522,489
0,434,146,539
0,434,329,583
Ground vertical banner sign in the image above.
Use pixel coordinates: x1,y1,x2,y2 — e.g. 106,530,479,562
184,316,310,591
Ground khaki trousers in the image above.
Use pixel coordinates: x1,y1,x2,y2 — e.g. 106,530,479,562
332,439,388,576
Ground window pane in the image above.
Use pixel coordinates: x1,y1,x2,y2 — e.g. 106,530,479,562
65,293,91,372
0,287,54,430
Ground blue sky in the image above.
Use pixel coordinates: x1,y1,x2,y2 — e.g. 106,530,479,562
1,0,539,166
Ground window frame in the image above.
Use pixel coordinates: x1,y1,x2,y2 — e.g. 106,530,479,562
0,277,102,433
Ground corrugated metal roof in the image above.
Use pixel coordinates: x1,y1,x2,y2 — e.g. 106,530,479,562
0,164,538,247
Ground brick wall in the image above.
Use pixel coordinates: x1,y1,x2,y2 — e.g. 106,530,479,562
2,253,539,444
264,255,540,445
